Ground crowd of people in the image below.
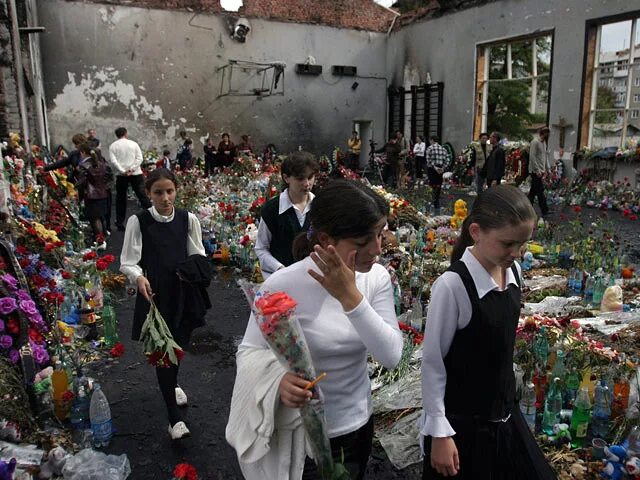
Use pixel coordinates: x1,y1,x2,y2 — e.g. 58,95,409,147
27,123,559,479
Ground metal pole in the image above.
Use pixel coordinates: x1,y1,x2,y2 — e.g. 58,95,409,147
8,0,31,156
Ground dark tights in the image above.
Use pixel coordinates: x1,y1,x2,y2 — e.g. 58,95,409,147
156,364,181,426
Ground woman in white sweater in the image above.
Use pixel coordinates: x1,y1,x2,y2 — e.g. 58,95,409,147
228,180,403,480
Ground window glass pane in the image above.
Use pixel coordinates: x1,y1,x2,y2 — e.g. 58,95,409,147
599,20,632,64
489,45,507,80
595,74,624,110
593,110,624,148
534,76,550,116
487,79,533,140
536,36,552,75
511,40,532,78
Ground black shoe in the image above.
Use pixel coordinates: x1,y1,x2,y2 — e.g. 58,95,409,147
116,223,126,231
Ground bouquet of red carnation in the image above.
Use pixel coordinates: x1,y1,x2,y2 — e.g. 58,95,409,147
140,300,184,368
238,281,349,480
172,463,197,480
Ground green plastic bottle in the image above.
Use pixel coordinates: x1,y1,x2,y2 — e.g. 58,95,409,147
570,386,591,447
102,302,118,348
542,377,562,435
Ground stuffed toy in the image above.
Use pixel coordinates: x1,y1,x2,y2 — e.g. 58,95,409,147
450,199,467,229
0,458,16,480
38,446,69,479
626,456,640,479
551,423,572,447
521,251,534,271
602,445,627,480
601,285,623,312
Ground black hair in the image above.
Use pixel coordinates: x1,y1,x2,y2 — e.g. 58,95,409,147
479,132,489,138
145,168,178,191
490,131,502,141
292,180,388,261
78,142,99,168
184,138,193,145
162,149,171,156
430,136,439,143
222,132,230,139
115,127,127,138
450,185,536,264
281,151,319,179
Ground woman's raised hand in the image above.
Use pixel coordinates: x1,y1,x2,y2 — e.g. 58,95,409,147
308,244,363,311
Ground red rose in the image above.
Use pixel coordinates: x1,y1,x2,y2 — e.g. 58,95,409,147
95,260,108,271
175,348,185,362
7,318,19,334
173,463,198,480
630,214,638,221
19,258,30,269
44,243,56,252
15,246,29,255
62,390,75,402
110,342,125,357
83,251,97,261
28,328,43,343
61,270,73,279
101,254,116,264
573,205,582,213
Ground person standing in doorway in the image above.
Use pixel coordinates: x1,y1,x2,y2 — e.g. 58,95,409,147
485,132,505,187
472,132,491,194
413,135,427,181
109,127,151,231
426,136,449,214
347,130,362,171
528,126,550,217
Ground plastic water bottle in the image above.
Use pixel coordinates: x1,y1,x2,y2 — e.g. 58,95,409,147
551,349,566,381
520,382,537,433
570,386,591,447
583,275,594,305
591,379,611,438
89,383,112,447
70,386,89,430
542,377,563,435
627,426,640,457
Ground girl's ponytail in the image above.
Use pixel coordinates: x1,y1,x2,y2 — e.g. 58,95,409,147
451,216,474,264
89,149,99,168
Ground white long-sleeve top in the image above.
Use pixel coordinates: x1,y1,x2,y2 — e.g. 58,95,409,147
241,256,403,438
419,248,522,438
413,141,426,157
108,137,144,176
119,206,205,283
254,189,314,277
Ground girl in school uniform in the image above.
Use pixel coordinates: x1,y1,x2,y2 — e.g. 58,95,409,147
228,180,403,480
120,168,207,440
420,185,555,479
254,151,319,278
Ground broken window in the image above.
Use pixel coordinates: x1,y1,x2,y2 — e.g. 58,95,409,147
582,16,640,149
474,33,553,141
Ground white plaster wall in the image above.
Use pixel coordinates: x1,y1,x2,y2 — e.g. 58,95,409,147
387,0,640,182
38,0,389,156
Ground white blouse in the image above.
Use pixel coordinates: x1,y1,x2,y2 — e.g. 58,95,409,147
419,248,522,438
119,206,205,284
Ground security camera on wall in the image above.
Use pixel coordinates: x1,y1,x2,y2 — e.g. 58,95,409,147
232,17,251,43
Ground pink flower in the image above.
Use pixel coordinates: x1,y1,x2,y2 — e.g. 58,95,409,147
0,335,13,349
19,300,38,316
1,274,17,291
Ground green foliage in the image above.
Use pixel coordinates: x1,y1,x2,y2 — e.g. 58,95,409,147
595,86,618,123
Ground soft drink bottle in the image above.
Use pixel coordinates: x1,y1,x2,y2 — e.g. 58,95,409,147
102,302,118,348
564,367,581,409
542,377,563,435
89,383,112,447
591,379,611,438
612,378,630,419
551,349,565,380
520,382,537,433
570,386,591,447
51,361,69,421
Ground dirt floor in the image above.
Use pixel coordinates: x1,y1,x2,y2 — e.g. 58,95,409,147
92,188,639,479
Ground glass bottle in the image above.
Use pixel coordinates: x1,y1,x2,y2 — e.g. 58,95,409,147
570,386,591,447
533,367,548,409
542,378,563,435
564,367,581,409
611,377,630,419
533,327,549,367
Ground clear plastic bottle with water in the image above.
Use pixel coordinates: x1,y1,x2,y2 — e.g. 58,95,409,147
520,382,537,433
89,383,112,447
591,379,611,438
542,377,563,435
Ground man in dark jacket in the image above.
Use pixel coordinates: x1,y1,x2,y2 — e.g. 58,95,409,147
376,137,402,188
485,132,506,187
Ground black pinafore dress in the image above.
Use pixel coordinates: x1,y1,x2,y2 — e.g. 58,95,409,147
131,208,193,348
423,261,556,480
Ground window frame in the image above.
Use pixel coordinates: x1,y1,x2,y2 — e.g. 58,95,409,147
473,30,554,140
580,11,640,148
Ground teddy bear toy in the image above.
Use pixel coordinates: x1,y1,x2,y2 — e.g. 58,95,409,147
602,445,627,480
0,458,16,480
38,446,69,479
521,251,534,271
626,456,640,479
450,199,468,229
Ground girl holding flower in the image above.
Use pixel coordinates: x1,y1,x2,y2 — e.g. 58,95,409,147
229,180,403,479
120,168,206,440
